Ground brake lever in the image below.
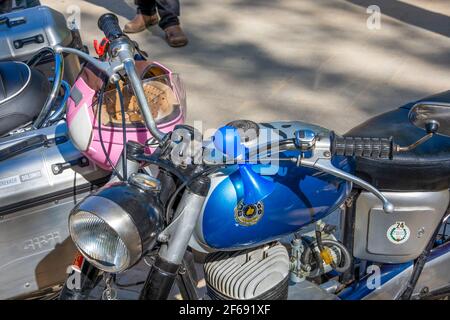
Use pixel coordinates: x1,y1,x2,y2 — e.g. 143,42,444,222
298,133,395,214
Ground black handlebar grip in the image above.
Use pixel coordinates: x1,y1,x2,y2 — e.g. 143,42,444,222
331,132,394,159
98,13,123,41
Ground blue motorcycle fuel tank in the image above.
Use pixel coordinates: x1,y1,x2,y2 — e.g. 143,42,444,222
190,121,352,252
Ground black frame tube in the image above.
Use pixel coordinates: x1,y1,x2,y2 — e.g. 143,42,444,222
399,206,450,300
339,191,360,284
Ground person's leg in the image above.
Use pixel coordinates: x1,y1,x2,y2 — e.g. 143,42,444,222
0,0,12,14
124,0,160,34
156,0,188,47
136,0,156,16
156,0,179,30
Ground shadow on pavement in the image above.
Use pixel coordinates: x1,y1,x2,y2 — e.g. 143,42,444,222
74,0,449,132
150,0,449,127
85,0,136,19
346,0,450,38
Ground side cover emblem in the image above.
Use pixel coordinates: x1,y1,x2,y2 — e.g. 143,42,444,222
387,221,411,244
234,200,264,226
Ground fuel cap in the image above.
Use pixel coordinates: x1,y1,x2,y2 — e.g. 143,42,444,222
129,173,161,192
226,120,260,142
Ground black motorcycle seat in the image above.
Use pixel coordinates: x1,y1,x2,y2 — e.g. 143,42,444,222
0,61,50,136
345,90,450,191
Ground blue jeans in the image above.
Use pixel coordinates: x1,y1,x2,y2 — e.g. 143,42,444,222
135,0,180,30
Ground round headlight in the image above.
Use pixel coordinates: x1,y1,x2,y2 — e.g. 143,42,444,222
70,211,131,272
69,177,163,273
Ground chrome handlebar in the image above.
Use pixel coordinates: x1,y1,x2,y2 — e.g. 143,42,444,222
54,36,166,143
53,29,394,213
297,134,395,213
202,130,395,213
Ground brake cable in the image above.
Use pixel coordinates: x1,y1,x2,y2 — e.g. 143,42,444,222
165,165,225,223
97,80,125,181
115,80,128,181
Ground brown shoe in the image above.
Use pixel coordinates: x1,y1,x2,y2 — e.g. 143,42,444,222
164,25,188,47
124,13,159,33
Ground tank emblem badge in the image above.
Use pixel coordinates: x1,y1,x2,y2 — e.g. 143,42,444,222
234,200,264,226
387,221,410,244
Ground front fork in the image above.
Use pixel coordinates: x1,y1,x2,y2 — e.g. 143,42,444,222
59,252,103,300
139,176,210,300
59,250,199,300
61,153,209,300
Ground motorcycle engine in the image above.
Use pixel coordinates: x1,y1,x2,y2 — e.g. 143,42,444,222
203,242,289,300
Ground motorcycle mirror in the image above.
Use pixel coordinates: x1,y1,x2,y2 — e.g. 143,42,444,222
410,102,449,137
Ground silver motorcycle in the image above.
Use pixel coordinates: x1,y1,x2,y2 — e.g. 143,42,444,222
0,32,109,300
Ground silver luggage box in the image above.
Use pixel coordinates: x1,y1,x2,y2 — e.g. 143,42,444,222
0,122,110,299
0,5,83,84
353,190,449,264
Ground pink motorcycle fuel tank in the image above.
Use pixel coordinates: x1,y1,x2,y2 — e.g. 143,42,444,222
66,61,185,170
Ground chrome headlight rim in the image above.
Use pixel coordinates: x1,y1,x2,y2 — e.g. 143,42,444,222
69,195,143,273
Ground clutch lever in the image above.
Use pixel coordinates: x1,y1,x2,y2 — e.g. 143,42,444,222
301,157,394,213
296,132,395,214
